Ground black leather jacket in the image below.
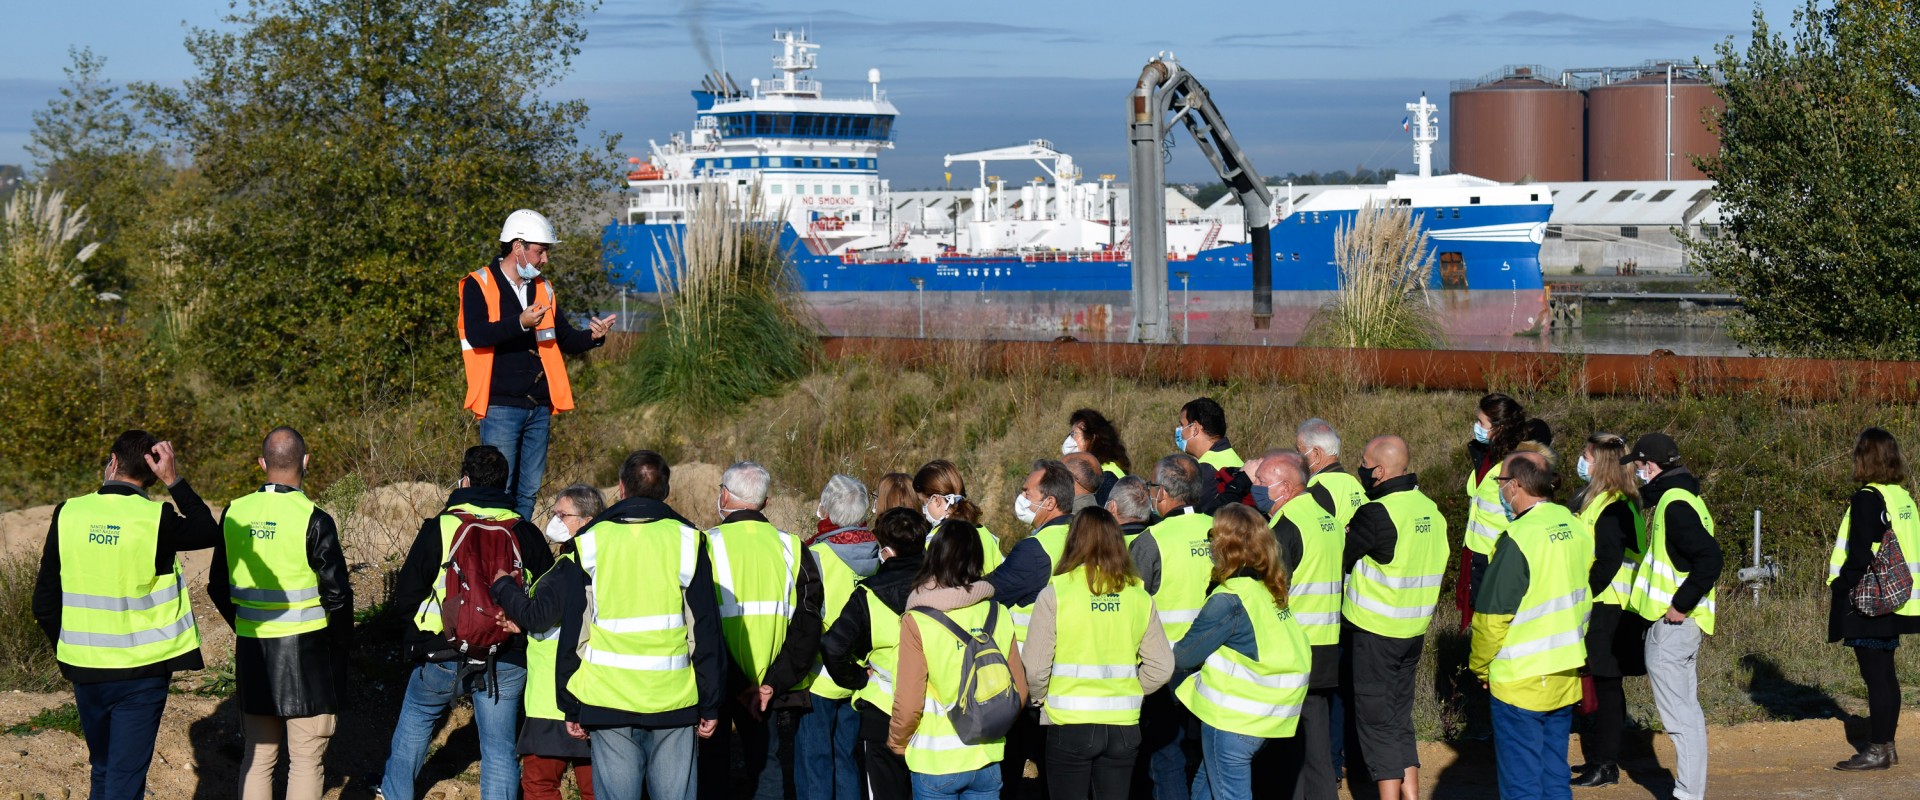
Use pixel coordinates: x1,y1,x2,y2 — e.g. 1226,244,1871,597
208,484,356,717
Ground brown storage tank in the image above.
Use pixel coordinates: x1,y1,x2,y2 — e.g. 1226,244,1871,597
1449,67,1584,183
1587,69,1723,180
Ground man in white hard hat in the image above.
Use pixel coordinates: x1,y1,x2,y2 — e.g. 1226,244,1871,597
459,209,616,519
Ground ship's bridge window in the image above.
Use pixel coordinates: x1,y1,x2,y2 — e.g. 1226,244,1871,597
715,111,896,141
811,158,822,169
1469,196,1481,205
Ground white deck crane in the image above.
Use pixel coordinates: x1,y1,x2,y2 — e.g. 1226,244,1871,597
944,140,1079,222
1128,53,1275,342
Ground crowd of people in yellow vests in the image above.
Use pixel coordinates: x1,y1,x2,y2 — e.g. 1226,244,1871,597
30,211,1920,800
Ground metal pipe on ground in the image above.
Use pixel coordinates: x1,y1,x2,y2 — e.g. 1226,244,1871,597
820,337,1920,403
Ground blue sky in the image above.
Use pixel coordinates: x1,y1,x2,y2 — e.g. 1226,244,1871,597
2,0,1797,185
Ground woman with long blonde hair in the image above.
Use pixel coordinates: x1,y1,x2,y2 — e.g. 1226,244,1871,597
1021,509,1173,799
1567,433,1643,788
1171,504,1312,800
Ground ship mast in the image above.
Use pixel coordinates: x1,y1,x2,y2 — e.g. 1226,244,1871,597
1406,94,1439,178
766,30,820,98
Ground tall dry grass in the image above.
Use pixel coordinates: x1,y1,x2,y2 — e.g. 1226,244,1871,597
1300,201,1441,349
620,186,819,414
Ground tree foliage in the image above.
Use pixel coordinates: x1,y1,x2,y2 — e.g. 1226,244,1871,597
135,0,617,393
1689,1,1920,358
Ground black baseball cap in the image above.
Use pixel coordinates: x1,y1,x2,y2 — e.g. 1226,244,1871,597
1620,433,1681,467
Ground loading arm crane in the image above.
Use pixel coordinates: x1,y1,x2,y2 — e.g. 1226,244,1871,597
1127,53,1275,342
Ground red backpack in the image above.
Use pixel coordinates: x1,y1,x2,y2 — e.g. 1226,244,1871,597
435,510,526,659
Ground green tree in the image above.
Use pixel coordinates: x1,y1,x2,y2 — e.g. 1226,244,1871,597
27,48,170,294
1689,1,1920,358
135,0,618,394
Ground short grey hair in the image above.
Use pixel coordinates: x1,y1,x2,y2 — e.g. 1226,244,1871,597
817,474,870,527
721,461,772,508
1297,418,1341,457
556,483,606,518
1152,453,1204,504
1107,476,1152,522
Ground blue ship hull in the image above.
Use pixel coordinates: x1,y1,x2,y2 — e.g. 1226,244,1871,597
602,202,1551,343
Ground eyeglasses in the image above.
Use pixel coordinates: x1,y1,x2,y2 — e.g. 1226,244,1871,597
555,511,588,520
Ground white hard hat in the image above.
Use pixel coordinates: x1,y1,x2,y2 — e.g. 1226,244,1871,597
499,209,560,245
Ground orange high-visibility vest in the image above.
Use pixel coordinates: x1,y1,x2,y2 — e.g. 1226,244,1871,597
459,266,575,418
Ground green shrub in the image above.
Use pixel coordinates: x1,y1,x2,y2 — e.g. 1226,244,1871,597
620,189,819,414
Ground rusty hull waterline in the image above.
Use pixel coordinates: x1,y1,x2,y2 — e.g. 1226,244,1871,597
821,337,1920,403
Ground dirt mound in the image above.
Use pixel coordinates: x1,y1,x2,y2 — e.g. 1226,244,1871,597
0,503,55,563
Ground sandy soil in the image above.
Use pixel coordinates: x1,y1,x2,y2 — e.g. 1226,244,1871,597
1,685,1917,799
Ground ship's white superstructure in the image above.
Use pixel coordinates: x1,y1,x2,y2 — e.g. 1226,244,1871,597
625,30,897,252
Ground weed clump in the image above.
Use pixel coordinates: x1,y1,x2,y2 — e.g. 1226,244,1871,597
1301,201,1441,349
621,188,818,414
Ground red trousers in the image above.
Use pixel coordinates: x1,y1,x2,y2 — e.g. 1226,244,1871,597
522,754,594,800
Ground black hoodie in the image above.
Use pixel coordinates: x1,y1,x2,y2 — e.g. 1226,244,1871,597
1640,467,1722,616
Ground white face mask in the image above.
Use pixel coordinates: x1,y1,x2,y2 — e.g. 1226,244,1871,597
1014,492,1037,525
922,494,961,526
516,251,542,280
1061,434,1080,456
1473,422,1491,444
1575,455,1592,482
1637,465,1656,484
543,516,572,544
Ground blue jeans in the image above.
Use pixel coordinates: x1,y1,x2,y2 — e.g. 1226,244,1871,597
910,764,1001,799
797,694,862,800
74,675,171,800
1491,695,1573,800
479,404,551,519
381,660,526,800
1190,723,1268,800
591,725,697,800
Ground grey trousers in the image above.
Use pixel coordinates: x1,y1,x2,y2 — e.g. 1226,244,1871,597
1646,617,1707,800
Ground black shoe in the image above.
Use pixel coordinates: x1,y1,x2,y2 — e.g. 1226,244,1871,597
1836,742,1896,771
1570,762,1619,787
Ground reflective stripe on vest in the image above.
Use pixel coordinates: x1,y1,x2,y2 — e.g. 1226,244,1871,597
1047,568,1152,725
414,504,521,633
809,540,870,700
1828,484,1920,617
1627,488,1718,635
708,520,802,686
854,589,901,713
1490,503,1594,683
1007,525,1071,651
1138,511,1215,643
458,266,575,418
223,489,327,639
1342,489,1449,638
1577,492,1644,607
1174,577,1310,738
523,552,575,721
1308,469,1368,531
904,602,1012,775
567,519,702,714
1464,468,1507,556
1274,492,1344,646
55,492,201,669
